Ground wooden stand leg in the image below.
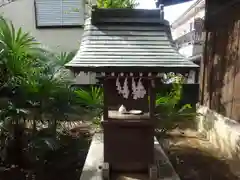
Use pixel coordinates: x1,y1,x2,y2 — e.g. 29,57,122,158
149,164,158,180
102,162,110,180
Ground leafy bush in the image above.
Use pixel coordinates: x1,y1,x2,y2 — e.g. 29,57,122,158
96,0,139,8
74,86,103,127
0,16,89,174
155,81,197,136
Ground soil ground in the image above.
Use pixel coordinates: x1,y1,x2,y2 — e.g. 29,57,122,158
159,129,240,180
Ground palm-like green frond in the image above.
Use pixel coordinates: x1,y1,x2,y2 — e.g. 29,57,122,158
97,0,139,8
75,86,103,109
0,17,48,86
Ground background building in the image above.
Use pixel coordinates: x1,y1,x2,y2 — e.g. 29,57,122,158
0,0,90,52
171,0,205,65
0,0,97,84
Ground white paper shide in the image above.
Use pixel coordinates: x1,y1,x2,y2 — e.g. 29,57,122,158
116,77,130,99
132,78,146,99
116,76,146,100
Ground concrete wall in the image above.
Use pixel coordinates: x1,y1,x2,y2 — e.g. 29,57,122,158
75,72,97,84
179,44,193,57
197,105,240,160
0,0,84,52
178,44,203,58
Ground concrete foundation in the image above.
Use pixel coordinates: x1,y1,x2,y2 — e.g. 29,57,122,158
80,133,180,180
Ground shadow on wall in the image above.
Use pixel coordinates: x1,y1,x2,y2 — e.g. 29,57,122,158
197,105,240,163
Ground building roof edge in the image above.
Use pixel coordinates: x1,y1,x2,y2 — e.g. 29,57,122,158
171,0,204,29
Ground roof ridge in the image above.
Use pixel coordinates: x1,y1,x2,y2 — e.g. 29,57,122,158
91,7,166,25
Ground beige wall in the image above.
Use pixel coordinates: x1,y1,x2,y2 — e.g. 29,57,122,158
0,0,99,84
0,0,84,52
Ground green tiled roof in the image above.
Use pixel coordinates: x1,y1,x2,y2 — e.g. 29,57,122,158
65,8,199,72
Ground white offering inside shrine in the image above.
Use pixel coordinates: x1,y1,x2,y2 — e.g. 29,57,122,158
118,105,127,114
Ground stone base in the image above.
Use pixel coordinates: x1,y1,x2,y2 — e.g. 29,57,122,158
80,133,180,180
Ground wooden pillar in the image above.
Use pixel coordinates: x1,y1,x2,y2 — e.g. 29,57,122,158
195,69,200,84
149,78,156,120
103,79,108,120
148,78,156,166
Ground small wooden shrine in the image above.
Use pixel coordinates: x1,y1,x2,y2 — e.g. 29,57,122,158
66,6,199,179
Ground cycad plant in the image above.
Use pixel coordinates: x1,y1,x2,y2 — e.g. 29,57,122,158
74,86,103,126
0,16,43,168
75,86,103,110
0,16,82,170
0,18,39,89
96,0,139,8
43,50,77,79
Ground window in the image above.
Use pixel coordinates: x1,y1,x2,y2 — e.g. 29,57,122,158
34,0,85,28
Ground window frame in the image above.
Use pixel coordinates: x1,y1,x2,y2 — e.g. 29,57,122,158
34,0,85,29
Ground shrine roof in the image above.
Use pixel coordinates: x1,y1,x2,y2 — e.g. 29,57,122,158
156,0,194,7
65,8,199,73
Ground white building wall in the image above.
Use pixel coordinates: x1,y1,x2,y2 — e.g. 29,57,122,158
0,0,86,52
172,8,205,40
171,6,205,59
179,44,194,57
178,44,203,58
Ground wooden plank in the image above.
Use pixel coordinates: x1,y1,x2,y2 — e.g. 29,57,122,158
82,36,169,41
80,46,175,51
81,40,172,45
75,56,183,59
83,30,167,37
78,52,179,56
84,25,168,31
